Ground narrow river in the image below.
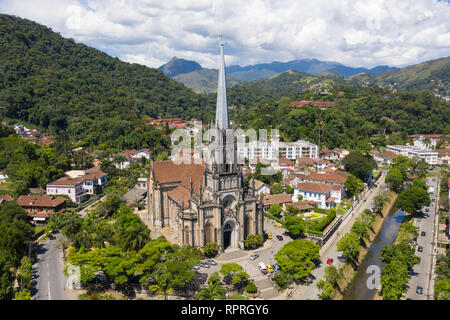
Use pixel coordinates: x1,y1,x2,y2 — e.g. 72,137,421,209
343,207,405,300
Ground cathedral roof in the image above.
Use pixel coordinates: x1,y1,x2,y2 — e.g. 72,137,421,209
152,161,204,196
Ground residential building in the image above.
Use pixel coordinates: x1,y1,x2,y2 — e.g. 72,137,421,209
410,134,450,150
436,149,450,165
46,177,87,203
0,172,8,183
262,193,293,210
16,195,65,222
288,201,314,213
386,145,438,165
0,194,13,205
237,139,318,162
374,151,399,166
249,179,270,196
292,182,344,209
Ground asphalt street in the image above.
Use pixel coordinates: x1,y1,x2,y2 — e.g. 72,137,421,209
405,176,439,300
31,233,68,300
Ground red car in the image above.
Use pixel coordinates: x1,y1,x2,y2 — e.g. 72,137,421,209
326,258,333,264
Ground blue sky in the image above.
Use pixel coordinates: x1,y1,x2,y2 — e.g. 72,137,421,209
0,0,449,69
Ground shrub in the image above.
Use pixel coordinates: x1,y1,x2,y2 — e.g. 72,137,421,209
203,242,219,258
244,234,263,249
245,281,257,294
274,272,290,289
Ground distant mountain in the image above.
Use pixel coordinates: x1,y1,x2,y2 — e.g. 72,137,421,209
173,68,244,93
225,59,398,80
349,56,450,96
161,56,398,92
158,57,202,77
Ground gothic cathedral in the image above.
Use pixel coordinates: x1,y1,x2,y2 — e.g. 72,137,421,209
147,38,264,249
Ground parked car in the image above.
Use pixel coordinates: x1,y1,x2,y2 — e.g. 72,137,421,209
266,264,274,273
326,258,334,264
192,265,200,271
416,286,423,294
421,231,426,236
432,198,435,202
272,264,281,272
410,240,417,246
276,235,283,241
418,246,423,252
259,262,268,274
267,233,273,239
206,259,217,266
200,262,210,268
250,253,259,260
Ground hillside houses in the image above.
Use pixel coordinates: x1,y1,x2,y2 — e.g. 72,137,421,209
374,151,399,166
110,149,152,169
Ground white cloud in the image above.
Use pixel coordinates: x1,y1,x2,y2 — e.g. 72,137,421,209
0,0,449,69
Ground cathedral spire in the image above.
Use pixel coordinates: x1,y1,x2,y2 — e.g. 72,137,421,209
215,35,229,130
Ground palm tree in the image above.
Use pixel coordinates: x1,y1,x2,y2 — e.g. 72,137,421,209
150,272,173,300
195,281,226,300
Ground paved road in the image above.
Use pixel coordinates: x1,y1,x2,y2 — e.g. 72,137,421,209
289,172,388,300
405,176,439,300
31,233,68,300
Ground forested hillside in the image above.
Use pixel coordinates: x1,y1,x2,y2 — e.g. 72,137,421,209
0,14,213,149
226,83,450,150
350,56,450,96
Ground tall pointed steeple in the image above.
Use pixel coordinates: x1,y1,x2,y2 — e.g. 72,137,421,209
215,35,229,130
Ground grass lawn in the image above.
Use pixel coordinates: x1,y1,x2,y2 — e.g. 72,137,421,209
0,180,14,190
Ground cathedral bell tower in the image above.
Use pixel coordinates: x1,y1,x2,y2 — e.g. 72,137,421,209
203,36,243,249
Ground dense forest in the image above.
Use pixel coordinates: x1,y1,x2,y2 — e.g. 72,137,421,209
0,14,213,150
215,75,450,150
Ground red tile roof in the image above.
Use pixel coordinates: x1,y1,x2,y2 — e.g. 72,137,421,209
47,177,83,186
296,182,336,194
17,195,65,208
0,194,14,203
262,193,292,207
152,161,204,196
378,151,399,159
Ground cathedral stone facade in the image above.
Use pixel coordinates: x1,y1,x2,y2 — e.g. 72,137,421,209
147,38,264,249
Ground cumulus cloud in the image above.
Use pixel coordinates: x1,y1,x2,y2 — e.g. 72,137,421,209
0,0,449,69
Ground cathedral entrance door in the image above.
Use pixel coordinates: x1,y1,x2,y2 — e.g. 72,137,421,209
223,221,237,249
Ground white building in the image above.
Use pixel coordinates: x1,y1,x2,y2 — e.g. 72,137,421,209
292,182,343,209
386,145,438,165
237,139,318,162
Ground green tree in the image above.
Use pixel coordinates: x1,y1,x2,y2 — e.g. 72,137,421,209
195,281,226,300
284,215,306,238
351,221,368,241
385,167,404,193
344,174,365,197
336,232,360,264
274,240,320,280
343,151,377,181
220,263,243,277
268,203,283,218
396,184,431,213
270,183,284,195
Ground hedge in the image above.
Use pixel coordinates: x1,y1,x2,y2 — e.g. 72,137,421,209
307,229,324,236
309,210,336,232
264,212,286,226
